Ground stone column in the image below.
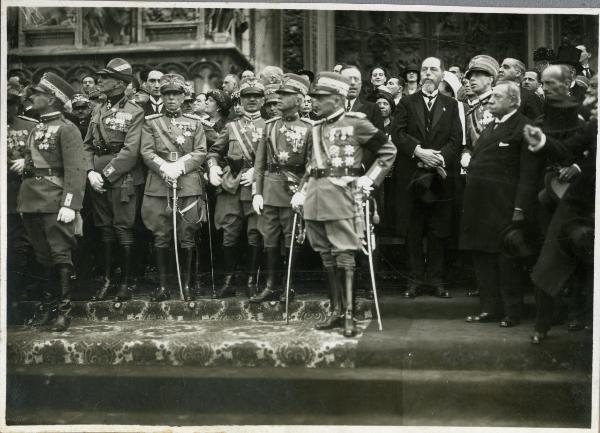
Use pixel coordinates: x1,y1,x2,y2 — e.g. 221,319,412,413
304,10,336,73
252,9,282,73
527,15,558,66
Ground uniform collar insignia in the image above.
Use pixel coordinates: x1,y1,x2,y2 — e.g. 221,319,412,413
39,111,62,121
165,109,181,118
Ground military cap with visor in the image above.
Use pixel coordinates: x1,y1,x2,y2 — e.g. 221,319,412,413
160,74,187,94
239,78,265,96
465,55,500,80
309,71,351,97
277,73,310,96
31,71,75,105
96,58,134,83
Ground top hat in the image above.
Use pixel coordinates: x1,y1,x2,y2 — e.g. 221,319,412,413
278,73,311,96
533,47,556,62
96,58,134,83
32,71,75,105
558,217,594,265
309,71,351,97
552,45,582,68
500,223,538,258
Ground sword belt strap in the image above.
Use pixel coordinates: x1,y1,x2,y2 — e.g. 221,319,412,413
310,167,363,178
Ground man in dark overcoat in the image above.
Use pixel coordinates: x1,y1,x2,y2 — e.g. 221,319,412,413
460,81,540,327
390,56,462,299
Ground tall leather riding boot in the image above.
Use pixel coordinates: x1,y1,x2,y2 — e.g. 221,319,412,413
51,264,72,332
29,265,57,327
250,247,281,303
214,246,237,299
92,242,114,301
114,245,133,301
181,248,195,301
246,244,261,297
343,268,357,337
279,247,295,303
316,267,343,330
151,247,171,302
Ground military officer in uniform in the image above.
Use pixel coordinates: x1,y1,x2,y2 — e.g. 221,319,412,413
140,74,208,302
251,73,312,303
83,58,145,302
7,83,37,317
208,78,266,298
291,72,397,337
17,72,87,332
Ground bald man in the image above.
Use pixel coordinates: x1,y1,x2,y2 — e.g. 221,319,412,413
498,58,542,120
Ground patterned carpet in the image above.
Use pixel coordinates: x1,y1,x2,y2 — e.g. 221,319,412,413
16,295,373,323
8,319,370,368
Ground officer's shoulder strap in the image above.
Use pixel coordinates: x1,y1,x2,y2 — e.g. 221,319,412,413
183,113,202,121
300,117,314,126
312,118,325,126
17,114,38,124
145,113,163,121
345,111,367,119
265,116,281,124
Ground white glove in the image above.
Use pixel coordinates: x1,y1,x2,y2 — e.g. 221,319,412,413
241,167,255,186
252,194,264,215
356,175,374,194
209,165,223,186
57,206,76,223
460,152,471,169
87,171,106,193
291,191,305,210
160,162,183,180
10,158,25,175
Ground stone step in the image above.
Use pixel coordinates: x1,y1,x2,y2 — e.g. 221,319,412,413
7,365,591,428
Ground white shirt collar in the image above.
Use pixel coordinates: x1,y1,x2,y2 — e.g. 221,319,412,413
422,89,439,98
495,109,518,124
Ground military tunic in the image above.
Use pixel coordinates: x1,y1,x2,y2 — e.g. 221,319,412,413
17,111,87,266
207,111,265,247
254,114,310,247
82,95,145,244
302,109,396,259
140,111,208,248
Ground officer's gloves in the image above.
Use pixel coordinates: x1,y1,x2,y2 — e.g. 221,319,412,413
240,167,254,186
88,171,106,193
160,161,184,182
356,175,374,195
460,152,471,169
209,165,223,186
291,191,305,211
252,194,264,215
57,206,76,223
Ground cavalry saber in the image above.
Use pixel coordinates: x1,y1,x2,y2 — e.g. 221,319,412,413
172,179,184,301
285,212,298,324
205,193,216,298
365,198,383,331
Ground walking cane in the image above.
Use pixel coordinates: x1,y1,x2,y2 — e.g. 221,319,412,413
365,197,383,331
172,179,184,301
205,193,216,298
284,212,298,324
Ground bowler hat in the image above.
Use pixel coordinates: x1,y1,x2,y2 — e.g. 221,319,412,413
309,71,351,97
500,223,538,258
32,71,75,105
552,45,582,68
533,47,556,62
558,217,594,265
96,58,134,83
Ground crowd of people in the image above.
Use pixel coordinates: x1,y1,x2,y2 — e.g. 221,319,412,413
6,41,596,342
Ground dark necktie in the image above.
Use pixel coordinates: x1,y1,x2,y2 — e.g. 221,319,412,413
346,99,352,112
423,93,436,110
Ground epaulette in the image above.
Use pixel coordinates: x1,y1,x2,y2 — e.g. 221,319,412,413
145,113,163,120
312,118,325,126
345,111,367,119
183,113,202,120
17,115,38,123
265,116,281,124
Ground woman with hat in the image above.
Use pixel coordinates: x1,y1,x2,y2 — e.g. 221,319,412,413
205,89,232,133
402,63,420,96
374,85,396,136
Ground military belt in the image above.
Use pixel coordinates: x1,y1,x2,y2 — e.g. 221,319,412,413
267,163,304,174
158,151,184,162
24,168,64,178
94,142,122,156
310,167,363,178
